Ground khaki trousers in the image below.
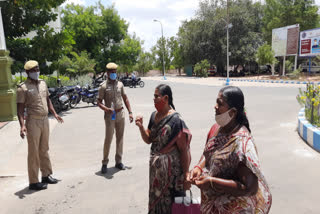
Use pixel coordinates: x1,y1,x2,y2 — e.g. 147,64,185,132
102,110,125,165
26,116,52,184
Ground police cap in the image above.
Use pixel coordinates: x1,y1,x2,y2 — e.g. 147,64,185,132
106,62,118,70
24,60,39,71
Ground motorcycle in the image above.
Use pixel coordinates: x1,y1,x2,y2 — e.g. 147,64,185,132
79,84,98,105
129,77,145,88
119,76,132,87
49,86,70,113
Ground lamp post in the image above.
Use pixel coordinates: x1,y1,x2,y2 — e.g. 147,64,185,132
153,19,166,80
0,1,17,121
226,0,230,86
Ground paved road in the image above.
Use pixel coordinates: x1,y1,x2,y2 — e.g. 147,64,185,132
1,78,319,213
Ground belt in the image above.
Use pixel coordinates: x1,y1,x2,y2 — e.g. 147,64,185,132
28,114,48,120
115,107,124,113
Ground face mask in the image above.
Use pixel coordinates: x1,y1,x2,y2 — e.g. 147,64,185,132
109,73,117,80
215,108,235,127
29,72,40,80
154,98,166,112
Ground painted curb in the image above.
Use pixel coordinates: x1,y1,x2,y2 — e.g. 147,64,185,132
218,78,319,85
298,108,320,152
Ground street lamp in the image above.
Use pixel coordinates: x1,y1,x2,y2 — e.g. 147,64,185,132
153,19,166,80
0,1,7,50
226,0,230,86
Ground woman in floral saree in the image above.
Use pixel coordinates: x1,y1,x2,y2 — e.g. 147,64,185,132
188,86,272,214
135,84,192,214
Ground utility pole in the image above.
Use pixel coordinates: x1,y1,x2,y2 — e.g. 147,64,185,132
226,0,230,85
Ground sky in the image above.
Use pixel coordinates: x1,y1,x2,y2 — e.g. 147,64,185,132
63,0,320,52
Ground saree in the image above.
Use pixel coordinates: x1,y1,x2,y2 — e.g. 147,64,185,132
147,111,192,214
201,124,272,214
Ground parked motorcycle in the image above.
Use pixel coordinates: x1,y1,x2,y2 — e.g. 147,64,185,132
79,84,98,105
49,86,70,113
129,77,145,88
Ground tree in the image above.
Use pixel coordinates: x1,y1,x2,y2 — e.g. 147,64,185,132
151,37,171,72
263,0,319,43
134,52,153,76
256,43,277,75
177,0,265,73
57,51,96,77
194,59,210,77
113,35,142,73
168,37,184,75
1,0,73,74
62,3,139,73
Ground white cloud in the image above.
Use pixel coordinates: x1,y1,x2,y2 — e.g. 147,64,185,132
81,0,320,51
108,0,199,51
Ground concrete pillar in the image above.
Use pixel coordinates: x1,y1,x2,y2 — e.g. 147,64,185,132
0,50,17,121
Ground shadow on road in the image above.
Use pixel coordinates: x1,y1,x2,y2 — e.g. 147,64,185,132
73,104,98,109
14,186,39,199
95,166,132,179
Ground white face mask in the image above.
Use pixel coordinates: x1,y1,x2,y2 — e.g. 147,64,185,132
29,72,40,80
215,108,235,127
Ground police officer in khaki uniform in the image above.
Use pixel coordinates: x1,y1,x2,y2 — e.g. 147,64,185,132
98,62,133,174
17,60,64,191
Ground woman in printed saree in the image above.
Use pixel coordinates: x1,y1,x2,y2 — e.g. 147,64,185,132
187,86,272,214
135,84,192,214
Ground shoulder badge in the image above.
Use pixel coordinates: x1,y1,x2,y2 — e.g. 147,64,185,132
100,80,106,86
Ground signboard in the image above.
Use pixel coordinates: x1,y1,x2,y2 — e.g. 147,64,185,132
299,28,320,57
272,24,300,57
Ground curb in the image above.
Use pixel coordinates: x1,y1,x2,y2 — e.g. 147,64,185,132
219,78,311,85
298,108,320,152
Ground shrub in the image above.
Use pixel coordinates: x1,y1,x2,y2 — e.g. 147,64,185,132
194,59,210,77
297,83,320,127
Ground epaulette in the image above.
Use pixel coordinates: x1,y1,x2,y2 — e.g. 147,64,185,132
17,82,25,88
100,80,106,86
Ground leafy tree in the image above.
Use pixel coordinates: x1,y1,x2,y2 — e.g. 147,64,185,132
263,0,319,43
194,59,210,77
62,3,138,73
167,37,184,75
177,0,264,73
1,0,73,74
57,51,96,77
256,43,278,75
134,52,153,76
113,35,142,73
151,37,171,74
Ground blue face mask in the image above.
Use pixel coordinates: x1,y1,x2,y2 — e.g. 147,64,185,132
109,73,117,80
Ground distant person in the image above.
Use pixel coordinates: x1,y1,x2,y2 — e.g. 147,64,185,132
131,72,137,88
187,86,272,213
135,84,192,214
17,60,63,191
97,62,134,174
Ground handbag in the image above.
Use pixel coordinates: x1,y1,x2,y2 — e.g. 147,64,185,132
171,190,201,214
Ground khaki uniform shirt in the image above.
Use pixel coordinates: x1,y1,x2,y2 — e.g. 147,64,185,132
16,79,49,117
98,80,126,110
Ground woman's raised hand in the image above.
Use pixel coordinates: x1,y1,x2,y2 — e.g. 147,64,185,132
194,175,212,190
187,167,202,184
135,114,143,128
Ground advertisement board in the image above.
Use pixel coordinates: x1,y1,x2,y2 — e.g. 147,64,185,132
272,24,300,57
300,28,320,57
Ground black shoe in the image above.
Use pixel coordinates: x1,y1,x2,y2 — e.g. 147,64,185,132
41,175,58,184
101,164,108,174
115,163,125,170
29,182,47,191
